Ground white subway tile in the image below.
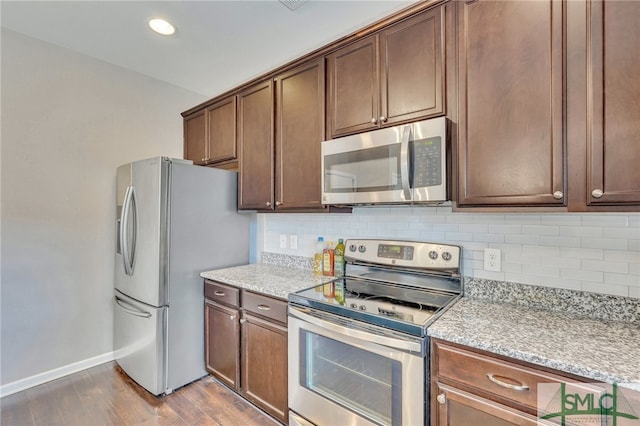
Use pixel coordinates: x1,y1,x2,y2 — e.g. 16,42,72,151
433,223,459,232
560,247,603,260
540,236,581,248
560,268,603,283
523,225,559,236
473,233,505,243
504,215,542,225
446,214,474,224
581,282,629,297
445,232,474,241
581,238,628,250
462,241,493,251
488,224,522,234
629,262,640,276
606,227,640,239
502,262,523,273
629,287,640,298
522,264,560,278
505,252,539,265
604,272,640,287
629,239,640,252
581,215,629,227
559,226,603,238
473,269,505,281
472,214,506,224
505,234,541,245
580,259,629,274
522,245,560,257
459,224,489,233
540,214,583,226
540,256,581,268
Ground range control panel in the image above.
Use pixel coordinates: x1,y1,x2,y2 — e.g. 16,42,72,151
344,239,461,270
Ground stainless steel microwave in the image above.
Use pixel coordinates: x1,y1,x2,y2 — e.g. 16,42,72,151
321,117,448,206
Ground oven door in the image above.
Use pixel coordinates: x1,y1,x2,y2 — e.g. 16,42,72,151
288,305,425,426
321,124,412,205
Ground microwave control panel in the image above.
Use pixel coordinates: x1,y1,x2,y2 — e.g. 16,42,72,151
412,137,442,187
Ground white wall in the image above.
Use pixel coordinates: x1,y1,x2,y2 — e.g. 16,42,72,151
260,207,640,298
0,29,207,390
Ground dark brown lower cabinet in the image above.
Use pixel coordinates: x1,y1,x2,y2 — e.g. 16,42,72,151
205,300,240,389
204,280,288,425
435,383,541,426
431,339,590,426
241,313,288,423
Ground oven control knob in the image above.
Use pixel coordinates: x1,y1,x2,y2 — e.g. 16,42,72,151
358,305,367,311
349,244,357,252
442,252,452,261
428,251,438,260
350,303,358,309
358,245,366,253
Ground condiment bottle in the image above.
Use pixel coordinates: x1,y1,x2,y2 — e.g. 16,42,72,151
334,239,345,278
313,236,325,276
323,241,335,277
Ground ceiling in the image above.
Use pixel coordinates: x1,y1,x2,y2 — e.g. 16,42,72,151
1,0,418,98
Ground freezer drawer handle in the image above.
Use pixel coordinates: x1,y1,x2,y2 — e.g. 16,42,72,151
115,295,152,318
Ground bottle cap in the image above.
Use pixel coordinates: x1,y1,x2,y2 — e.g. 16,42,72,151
318,236,324,241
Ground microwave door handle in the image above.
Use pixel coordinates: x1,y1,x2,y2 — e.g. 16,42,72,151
400,125,412,201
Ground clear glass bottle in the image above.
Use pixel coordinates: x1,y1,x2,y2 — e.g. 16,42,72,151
334,238,345,278
323,241,335,277
313,236,325,276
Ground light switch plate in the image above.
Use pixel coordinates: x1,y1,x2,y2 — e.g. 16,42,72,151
279,234,287,249
289,235,298,250
484,248,501,272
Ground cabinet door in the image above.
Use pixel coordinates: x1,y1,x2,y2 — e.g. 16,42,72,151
456,0,565,207
326,35,379,138
434,383,544,426
207,96,238,164
586,0,640,206
204,300,240,390
275,58,325,210
184,110,207,165
380,7,444,126
238,80,274,210
240,313,288,424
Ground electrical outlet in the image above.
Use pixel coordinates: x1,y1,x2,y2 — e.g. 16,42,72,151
289,235,298,250
279,234,287,249
484,248,501,272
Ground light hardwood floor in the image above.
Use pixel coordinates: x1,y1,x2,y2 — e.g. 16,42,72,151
0,362,280,426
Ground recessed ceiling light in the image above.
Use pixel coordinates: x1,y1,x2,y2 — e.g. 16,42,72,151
149,18,175,36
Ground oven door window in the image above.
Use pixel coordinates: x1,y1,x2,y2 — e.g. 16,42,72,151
324,144,402,193
299,330,402,425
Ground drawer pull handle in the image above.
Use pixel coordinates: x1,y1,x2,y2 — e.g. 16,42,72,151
214,291,225,296
257,304,271,311
487,374,530,391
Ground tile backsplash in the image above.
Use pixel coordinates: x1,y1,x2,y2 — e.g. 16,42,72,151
258,206,640,298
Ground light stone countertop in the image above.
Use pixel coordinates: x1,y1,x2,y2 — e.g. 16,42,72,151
200,263,334,300
427,297,640,391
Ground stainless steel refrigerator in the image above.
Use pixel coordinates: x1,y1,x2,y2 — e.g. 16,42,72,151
114,157,250,395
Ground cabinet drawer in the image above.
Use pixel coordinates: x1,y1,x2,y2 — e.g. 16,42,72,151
204,280,240,308
434,341,579,412
242,291,287,325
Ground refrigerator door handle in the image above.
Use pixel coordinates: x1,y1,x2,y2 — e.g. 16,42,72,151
120,186,138,276
115,295,152,318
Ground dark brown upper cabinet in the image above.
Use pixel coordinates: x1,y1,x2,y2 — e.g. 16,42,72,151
580,0,640,209
238,58,325,211
326,7,444,139
183,96,237,167
275,58,325,211
456,0,565,208
183,109,207,165
237,80,275,210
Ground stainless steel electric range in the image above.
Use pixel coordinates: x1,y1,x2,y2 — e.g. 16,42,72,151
288,239,463,426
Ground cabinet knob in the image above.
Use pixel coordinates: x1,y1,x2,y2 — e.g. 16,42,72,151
265,201,272,207
379,116,387,123
275,201,282,206
553,191,563,200
229,315,236,320
201,158,206,162
239,318,246,324
371,117,378,124
592,189,603,198
437,393,446,404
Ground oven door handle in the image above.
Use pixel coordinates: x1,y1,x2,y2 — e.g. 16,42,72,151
288,306,423,353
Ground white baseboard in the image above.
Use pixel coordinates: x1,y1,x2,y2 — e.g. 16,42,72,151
0,351,114,398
